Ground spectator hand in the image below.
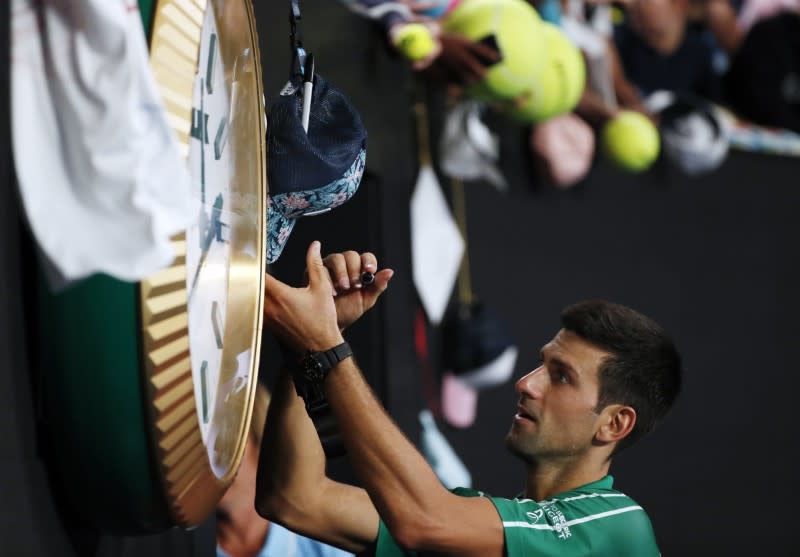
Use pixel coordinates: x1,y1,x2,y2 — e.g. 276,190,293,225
321,250,394,331
426,33,500,85
390,22,443,68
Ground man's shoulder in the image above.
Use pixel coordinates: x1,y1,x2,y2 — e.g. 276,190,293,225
482,481,659,557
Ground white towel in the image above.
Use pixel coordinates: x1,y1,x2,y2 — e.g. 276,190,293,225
11,0,194,285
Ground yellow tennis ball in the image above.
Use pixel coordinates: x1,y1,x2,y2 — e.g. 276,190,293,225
443,0,547,101
602,111,660,172
506,23,586,123
395,24,437,62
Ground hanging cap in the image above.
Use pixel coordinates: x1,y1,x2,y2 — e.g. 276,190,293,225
440,302,518,428
646,90,729,176
266,74,367,263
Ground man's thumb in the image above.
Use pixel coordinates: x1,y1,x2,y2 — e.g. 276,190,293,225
305,241,328,288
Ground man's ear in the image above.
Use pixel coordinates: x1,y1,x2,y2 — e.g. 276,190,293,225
596,404,636,445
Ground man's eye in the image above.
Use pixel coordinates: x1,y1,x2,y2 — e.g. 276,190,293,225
558,373,569,385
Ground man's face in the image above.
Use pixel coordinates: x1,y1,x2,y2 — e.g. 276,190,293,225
505,329,610,463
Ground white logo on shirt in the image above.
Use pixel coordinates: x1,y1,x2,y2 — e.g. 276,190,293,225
526,510,544,523
541,501,572,540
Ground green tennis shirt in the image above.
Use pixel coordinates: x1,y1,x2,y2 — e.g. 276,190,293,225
372,476,660,557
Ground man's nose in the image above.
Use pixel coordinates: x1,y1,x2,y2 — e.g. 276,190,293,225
515,366,545,399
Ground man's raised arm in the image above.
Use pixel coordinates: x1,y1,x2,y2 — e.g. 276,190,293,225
254,266,383,553
262,242,504,557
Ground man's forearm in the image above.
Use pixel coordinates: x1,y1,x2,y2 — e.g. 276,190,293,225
324,357,449,548
255,366,381,553
255,369,328,518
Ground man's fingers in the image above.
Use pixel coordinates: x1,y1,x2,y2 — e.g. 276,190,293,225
342,250,362,287
323,253,349,291
362,269,394,309
360,252,377,273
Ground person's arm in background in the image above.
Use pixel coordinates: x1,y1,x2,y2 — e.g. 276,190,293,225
607,37,647,112
337,0,501,80
688,0,744,55
575,38,650,128
337,0,444,66
263,243,505,557
575,87,620,127
255,251,393,553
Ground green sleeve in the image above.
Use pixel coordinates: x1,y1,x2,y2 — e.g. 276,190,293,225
369,488,482,557
371,520,416,557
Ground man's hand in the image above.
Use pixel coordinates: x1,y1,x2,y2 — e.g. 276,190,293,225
321,250,394,331
263,241,344,353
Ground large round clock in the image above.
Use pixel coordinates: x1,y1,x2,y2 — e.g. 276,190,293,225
38,0,266,533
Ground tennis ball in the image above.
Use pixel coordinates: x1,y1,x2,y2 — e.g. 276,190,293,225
443,0,547,101
506,23,586,123
395,24,438,61
602,111,660,172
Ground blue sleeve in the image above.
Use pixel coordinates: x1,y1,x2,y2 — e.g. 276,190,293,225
296,535,356,557
534,0,562,25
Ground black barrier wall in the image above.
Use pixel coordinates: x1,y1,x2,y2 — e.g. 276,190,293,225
255,2,800,555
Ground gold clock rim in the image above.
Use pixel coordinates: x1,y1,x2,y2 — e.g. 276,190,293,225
140,0,266,528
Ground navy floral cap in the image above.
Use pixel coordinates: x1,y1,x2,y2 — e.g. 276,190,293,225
266,74,367,263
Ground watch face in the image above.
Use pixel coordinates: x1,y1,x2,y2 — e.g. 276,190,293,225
183,0,264,479
303,356,325,383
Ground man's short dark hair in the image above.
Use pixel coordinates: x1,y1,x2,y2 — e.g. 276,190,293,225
561,300,682,453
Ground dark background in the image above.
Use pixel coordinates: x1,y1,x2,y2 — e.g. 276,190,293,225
3,1,800,555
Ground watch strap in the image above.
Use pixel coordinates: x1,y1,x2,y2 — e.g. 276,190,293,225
291,341,352,460
314,341,353,374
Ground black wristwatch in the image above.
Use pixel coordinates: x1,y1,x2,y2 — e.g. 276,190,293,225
292,342,352,458
297,342,353,384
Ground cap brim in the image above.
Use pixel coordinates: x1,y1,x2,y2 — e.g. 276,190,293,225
266,204,296,264
457,345,519,389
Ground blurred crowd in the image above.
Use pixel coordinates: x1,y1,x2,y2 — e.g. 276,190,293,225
338,0,800,185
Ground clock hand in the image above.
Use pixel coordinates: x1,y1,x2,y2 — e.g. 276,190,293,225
189,194,225,302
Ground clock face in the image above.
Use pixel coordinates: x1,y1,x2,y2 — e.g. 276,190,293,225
183,0,263,479
186,3,234,454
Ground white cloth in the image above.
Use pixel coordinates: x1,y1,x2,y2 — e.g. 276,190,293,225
410,165,464,325
561,1,616,107
11,0,193,284
439,101,508,191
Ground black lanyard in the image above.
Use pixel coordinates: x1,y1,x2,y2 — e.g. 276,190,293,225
289,0,307,79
